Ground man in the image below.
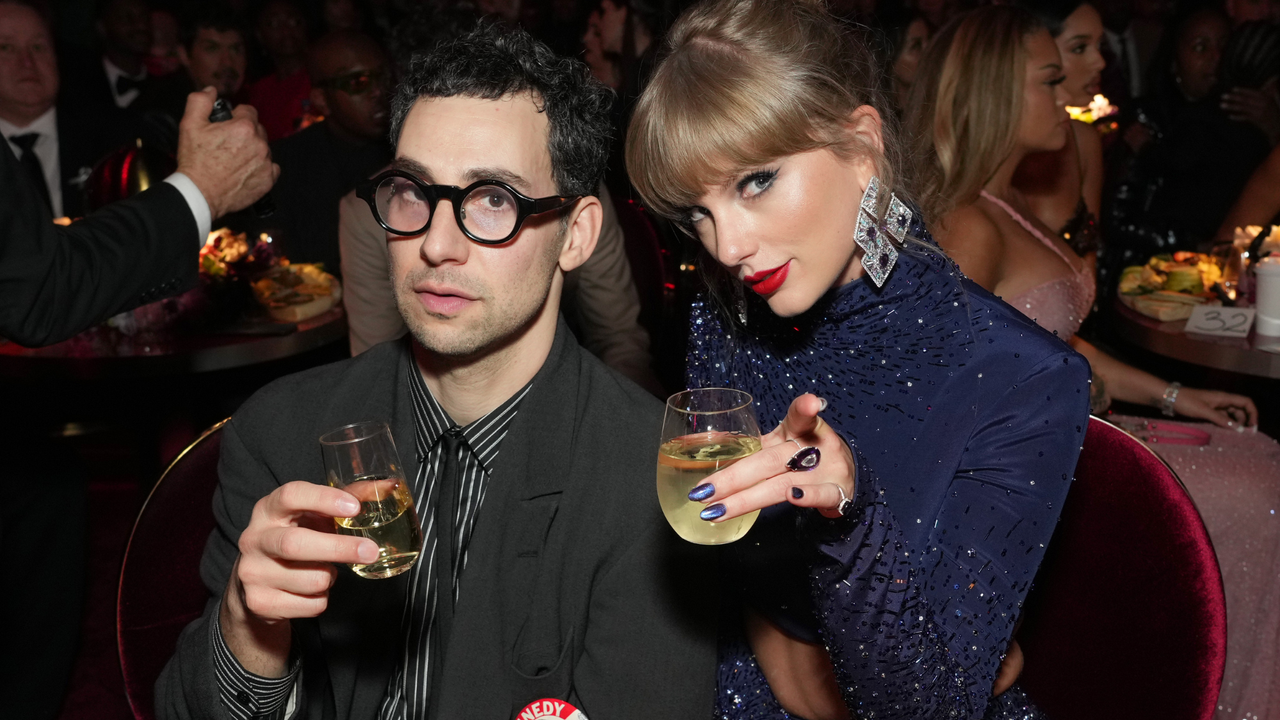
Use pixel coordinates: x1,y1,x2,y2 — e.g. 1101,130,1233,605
0,0,139,219
246,0,311,141
157,23,714,719
242,31,393,274
138,4,248,151
61,0,154,114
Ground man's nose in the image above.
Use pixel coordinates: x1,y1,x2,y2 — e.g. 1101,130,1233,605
419,198,471,266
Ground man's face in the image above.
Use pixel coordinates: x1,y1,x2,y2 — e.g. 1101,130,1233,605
101,0,152,57
388,93,568,359
0,3,58,123
257,1,307,61
316,44,390,140
184,27,245,97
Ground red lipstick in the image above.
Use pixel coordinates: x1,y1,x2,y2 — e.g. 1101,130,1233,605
744,261,789,295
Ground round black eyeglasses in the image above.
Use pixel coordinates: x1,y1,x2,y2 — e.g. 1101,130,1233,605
356,171,584,245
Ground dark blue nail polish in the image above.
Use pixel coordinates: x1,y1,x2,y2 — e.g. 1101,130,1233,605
791,487,804,499
700,504,726,521
688,483,715,501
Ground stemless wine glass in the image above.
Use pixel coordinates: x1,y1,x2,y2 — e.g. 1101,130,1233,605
319,421,422,579
657,388,763,545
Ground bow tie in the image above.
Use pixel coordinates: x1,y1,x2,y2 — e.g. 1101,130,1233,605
115,73,145,96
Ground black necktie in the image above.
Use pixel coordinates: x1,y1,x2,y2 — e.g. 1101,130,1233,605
115,73,144,97
428,427,464,716
11,133,52,215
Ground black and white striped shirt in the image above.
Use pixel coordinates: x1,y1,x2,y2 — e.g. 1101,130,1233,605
212,362,530,720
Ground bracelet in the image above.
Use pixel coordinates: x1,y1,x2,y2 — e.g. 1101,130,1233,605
1160,382,1181,417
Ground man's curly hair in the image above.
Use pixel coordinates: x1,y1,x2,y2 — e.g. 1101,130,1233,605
389,21,614,198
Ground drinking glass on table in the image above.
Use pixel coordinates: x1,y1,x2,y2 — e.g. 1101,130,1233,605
319,421,422,579
657,389,762,545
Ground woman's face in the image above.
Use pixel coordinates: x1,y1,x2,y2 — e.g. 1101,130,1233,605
892,18,930,90
1017,29,1070,154
1055,3,1106,106
1174,11,1228,101
686,145,876,317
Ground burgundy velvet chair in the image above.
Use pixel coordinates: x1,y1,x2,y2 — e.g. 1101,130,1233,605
1017,416,1227,719
118,419,227,720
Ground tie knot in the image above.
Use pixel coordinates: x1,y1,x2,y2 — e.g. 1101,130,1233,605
11,133,38,152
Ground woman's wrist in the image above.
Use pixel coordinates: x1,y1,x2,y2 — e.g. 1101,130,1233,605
1159,382,1182,417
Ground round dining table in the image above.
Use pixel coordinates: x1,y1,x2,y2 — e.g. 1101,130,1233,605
0,306,348,380
1110,299,1280,380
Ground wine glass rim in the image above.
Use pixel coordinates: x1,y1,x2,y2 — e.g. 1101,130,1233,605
665,387,754,415
319,420,392,446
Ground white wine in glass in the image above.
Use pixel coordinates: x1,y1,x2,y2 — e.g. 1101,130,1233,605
320,421,422,579
657,389,762,545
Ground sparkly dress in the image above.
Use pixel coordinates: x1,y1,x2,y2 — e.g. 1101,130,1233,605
686,226,1092,720
986,197,1280,720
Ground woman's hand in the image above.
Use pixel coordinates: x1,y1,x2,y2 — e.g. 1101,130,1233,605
690,393,856,522
1173,387,1258,429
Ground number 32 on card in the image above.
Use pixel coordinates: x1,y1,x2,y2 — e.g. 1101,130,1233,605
1184,306,1255,337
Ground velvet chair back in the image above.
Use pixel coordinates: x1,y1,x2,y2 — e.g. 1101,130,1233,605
1018,416,1227,719
118,420,226,720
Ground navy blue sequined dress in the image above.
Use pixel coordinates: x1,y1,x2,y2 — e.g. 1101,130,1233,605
685,232,1091,720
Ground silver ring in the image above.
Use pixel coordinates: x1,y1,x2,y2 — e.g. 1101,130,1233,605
835,484,854,517
785,443,821,472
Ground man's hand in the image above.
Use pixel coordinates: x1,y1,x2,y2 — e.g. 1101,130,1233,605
1222,84,1280,146
175,87,280,220
219,481,377,677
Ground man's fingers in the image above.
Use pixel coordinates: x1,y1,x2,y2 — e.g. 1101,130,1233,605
260,525,379,565
240,585,331,621
180,87,217,127
266,480,361,519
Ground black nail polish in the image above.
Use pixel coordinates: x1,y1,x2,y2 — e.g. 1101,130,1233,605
700,504,726,521
791,487,804,499
688,483,715,501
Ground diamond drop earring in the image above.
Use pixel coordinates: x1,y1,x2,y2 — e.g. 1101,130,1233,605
853,176,911,287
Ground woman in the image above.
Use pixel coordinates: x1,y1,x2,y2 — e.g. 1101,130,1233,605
626,1,1089,717
1012,0,1105,260
876,5,932,114
910,9,1280,719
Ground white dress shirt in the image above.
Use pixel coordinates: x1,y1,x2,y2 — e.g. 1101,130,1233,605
1,107,62,217
103,56,146,108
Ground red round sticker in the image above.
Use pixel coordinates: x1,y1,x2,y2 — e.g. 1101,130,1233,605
515,698,587,720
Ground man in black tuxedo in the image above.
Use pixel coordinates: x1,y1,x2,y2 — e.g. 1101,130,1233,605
60,0,154,115
0,0,278,348
157,22,715,720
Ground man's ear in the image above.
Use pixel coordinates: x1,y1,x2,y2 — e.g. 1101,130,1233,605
177,44,190,68
309,87,330,117
558,194,602,273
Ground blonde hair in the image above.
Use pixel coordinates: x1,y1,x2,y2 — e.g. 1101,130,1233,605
625,0,906,223
904,5,1044,222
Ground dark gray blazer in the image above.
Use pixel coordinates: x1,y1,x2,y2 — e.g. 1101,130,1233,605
156,322,717,719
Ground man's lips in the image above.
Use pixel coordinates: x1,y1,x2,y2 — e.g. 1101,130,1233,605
743,261,789,295
414,284,477,315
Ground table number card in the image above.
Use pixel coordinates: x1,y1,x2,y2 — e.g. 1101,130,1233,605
1184,306,1256,337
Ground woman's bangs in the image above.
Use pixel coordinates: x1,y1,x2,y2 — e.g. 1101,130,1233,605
629,50,820,219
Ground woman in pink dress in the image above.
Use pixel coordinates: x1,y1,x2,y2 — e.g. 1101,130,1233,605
906,6,1280,718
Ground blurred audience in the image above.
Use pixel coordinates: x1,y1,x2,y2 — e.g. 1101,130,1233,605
1102,4,1269,293
137,4,249,152
1,0,137,219
247,0,311,141
1013,0,1105,261
1099,0,1144,104
238,30,391,274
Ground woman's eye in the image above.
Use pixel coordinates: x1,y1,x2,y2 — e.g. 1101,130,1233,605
1048,75,1066,87
686,206,708,224
738,170,777,198
1071,43,1087,54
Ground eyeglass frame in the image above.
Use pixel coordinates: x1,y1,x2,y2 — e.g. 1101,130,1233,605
356,170,585,245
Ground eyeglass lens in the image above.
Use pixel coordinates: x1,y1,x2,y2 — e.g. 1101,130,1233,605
375,177,521,241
